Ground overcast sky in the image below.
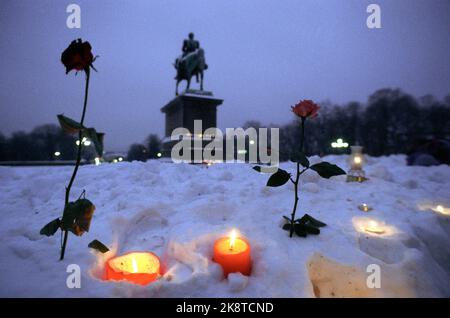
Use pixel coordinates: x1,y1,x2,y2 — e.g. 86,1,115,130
1,0,449,151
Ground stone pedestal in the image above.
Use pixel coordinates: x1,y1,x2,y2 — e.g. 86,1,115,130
160,89,223,160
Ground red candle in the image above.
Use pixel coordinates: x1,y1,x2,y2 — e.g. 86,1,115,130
213,230,252,277
105,251,161,285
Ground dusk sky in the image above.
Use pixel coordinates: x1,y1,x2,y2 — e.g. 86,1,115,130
1,0,449,151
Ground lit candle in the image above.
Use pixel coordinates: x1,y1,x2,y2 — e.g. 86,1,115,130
213,229,252,277
365,220,385,234
433,204,449,215
358,203,372,212
105,251,161,285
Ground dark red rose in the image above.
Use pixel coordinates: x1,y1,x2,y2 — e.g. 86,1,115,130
61,39,94,74
291,100,320,118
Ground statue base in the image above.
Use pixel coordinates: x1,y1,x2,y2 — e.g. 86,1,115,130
160,91,224,161
182,89,213,96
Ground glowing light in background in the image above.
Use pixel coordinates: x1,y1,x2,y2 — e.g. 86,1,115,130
331,138,349,148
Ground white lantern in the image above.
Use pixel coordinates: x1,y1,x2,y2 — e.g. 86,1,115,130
347,145,367,182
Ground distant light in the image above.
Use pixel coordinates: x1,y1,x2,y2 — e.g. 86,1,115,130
118,157,123,162
54,151,61,157
197,133,203,138
112,159,118,163
94,157,101,166
237,149,247,155
331,138,349,149
436,205,444,213
249,140,255,145
157,152,162,158
76,137,91,146
354,156,362,164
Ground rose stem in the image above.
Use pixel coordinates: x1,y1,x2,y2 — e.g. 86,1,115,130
60,69,90,261
289,117,305,237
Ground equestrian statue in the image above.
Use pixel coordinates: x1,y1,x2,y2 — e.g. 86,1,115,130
174,33,208,95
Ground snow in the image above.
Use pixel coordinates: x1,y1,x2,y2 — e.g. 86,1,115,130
0,155,449,297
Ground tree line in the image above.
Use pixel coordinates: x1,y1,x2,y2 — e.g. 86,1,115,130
0,124,78,161
272,88,450,161
2,88,449,162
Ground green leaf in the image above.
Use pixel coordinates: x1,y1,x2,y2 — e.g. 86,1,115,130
57,114,85,135
297,223,320,235
303,214,327,227
290,151,309,168
266,169,291,187
40,218,61,236
83,128,103,156
297,152,310,168
253,166,262,172
88,239,110,253
294,224,307,237
61,198,95,236
310,162,346,179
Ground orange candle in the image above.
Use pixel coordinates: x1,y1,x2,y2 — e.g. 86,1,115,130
105,251,161,285
213,230,252,277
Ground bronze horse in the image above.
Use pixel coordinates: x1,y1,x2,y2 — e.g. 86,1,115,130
174,48,207,95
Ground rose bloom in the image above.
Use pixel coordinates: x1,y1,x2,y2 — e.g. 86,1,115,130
61,39,94,74
291,100,320,118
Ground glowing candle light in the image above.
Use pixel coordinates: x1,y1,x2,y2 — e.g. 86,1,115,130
432,204,449,215
347,145,367,182
213,229,252,277
358,203,372,212
131,256,138,273
365,220,385,234
229,229,237,250
105,251,161,285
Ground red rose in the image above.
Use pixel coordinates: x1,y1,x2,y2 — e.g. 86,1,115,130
291,100,320,119
61,39,94,74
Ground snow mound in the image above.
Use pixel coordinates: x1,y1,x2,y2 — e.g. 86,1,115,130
0,155,449,297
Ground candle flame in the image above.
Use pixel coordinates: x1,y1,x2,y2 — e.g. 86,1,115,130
229,229,238,250
131,256,138,273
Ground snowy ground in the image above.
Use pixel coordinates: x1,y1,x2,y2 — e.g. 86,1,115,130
0,155,449,297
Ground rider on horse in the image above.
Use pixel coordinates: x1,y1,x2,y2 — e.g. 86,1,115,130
174,33,208,95
182,33,199,57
